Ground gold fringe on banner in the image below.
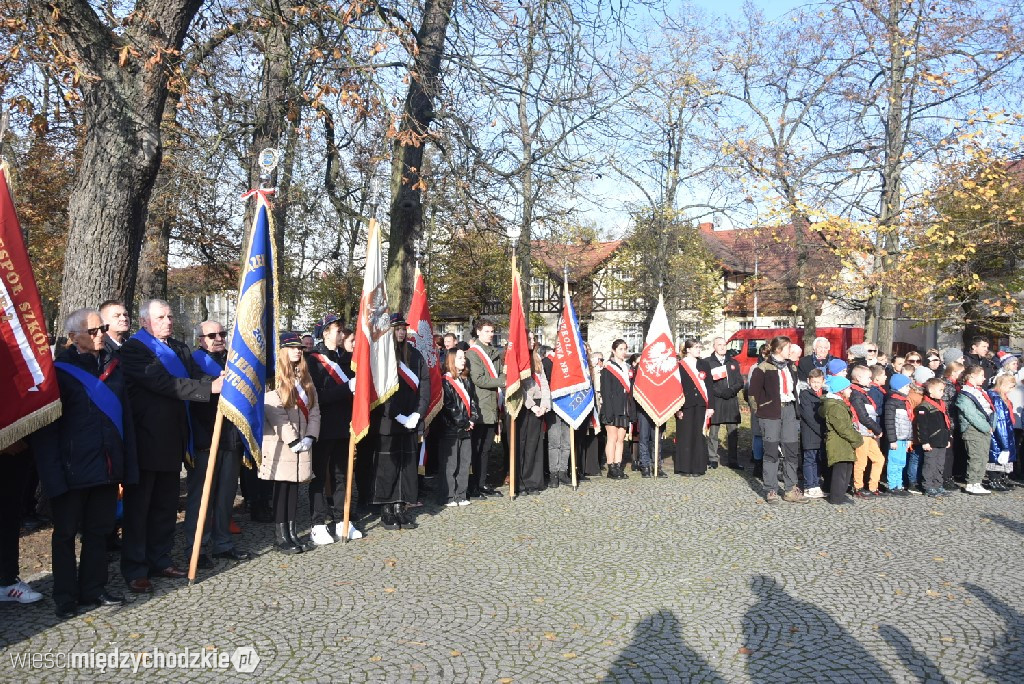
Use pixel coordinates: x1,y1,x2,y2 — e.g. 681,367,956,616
0,400,62,452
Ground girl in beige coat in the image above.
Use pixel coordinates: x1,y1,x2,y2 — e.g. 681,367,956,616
260,332,321,554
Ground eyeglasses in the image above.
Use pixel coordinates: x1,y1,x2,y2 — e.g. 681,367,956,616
927,357,940,363
866,348,878,353
81,324,110,336
203,332,227,340
906,358,922,364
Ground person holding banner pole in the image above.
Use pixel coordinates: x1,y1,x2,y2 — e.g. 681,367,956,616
306,314,355,545
373,314,429,530
467,319,505,499
675,339,713,477
119,299,222,593
260,332,321,553
33,308,137,618
515,342,551,495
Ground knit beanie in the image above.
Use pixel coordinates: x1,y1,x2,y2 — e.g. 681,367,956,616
826,375,852,394
889,373,911,394
940,347,963,366
826,359,848,376
912,366,935,385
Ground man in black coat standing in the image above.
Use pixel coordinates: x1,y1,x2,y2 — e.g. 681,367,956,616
118,299,222,594
700,337,744,469
33,308,138,619
797,336,836,382
184,319,252,568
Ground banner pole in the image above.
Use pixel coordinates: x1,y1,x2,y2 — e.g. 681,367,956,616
188,409,224,585
653,424,660,479
570,426,578,491
341,436,356,543
509,415,516,499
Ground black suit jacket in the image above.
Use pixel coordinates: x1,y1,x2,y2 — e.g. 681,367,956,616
120,336,215,471
699,354,742,424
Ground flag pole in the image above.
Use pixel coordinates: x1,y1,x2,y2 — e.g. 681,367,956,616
341,437,356,543
653,424,660,479
188,409,223,585
570,427,578,491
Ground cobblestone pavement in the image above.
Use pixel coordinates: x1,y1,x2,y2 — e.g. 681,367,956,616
3,465,1024,683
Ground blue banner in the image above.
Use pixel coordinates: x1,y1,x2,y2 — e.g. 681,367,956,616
551,290,595,430
219,192,277,468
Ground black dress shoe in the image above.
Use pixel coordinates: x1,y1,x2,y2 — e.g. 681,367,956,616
88,592,126,607
213,548,253,562
128,578,153,594
656,470,668,478
155,566,187,579
196,554,214,569
479,486,499,497
727,463,744,470
55,604,77,620
709,461,720,469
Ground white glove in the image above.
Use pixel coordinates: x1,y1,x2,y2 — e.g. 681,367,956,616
299,436,314,452
998,450,1010,465
405,412,421,430
348,378,356,393
290,440,304,454
395,413,409,427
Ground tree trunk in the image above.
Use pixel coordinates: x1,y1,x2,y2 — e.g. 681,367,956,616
34,0,203,331
387,0,455,313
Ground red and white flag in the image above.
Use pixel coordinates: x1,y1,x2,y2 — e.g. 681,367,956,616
350,219,398,444
504,259,532,420
0,161,61,450
406,265,442,427
632,294,685,426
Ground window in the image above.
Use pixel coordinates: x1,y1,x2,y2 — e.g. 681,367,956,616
739,320,754,330
747,338,766,358
623,322,643,353
530,276,547,303
772,319,790,328
532,328,545,347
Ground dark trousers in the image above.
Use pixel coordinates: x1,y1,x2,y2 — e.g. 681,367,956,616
829,462,853,503
637,411,655,468
239,459,271,508
355,438,376,507
438,434,472,504
470,423,497,493
707,422,739,466
50,484,117,608
309,438,344,525
515,411,545,493
273,481,299,525
922,447,946,491
802,448,824,489
184,446,240,554
0,450,31,586
121,470,179,581
373,432,418,505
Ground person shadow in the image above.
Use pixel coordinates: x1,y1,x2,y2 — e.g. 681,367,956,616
876,624,950,684
962,583,1024,682
985,513,1024,538
743,574,895,683
603,609,722,682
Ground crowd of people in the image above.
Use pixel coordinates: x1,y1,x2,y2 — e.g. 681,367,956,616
2,302,1021,621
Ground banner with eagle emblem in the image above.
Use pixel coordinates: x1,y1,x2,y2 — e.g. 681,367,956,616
632,293,685,426
407,265,442,428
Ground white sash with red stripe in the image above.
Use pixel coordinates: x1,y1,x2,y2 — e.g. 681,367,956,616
445,373,471,415
604,360,631,393
295,382,310,421
680,358,709,405
311,352,350,385
468,343,498,378
398,360,419,391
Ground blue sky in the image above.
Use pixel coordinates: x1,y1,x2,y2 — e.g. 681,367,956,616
685,0,807,20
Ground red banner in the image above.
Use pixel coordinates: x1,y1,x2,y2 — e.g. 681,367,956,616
0,161,61,449
632,294,685,426
407,266,442,427
504,261,532,420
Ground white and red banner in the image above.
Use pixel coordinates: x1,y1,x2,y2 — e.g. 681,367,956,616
504,260,532,420
632,294,686,426
406,265,442,426
549,281,595,429
0,161,60,450
350,219,398,444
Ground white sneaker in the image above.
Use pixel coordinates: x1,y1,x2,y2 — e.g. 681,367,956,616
965,483,991,495
458,499,471,506
803,487,825,499
445,501,459,508
0,579,43,604
310,524,336,545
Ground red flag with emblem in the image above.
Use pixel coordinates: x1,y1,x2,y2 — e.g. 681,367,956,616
350,219,399,444
504,258,532,420
407,265,442,427
0,161,61,450
632,293,685,426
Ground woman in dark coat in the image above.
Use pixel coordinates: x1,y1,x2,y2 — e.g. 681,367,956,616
438,348,481,506
675,338,712,475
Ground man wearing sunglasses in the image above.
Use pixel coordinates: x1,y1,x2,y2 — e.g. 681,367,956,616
183,321,252,569
118,299,224,594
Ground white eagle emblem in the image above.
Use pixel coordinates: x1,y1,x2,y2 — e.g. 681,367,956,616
642,341,678,376
413,320,436,368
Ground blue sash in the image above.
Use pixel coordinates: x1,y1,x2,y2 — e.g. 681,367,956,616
54,361,124,439
131,328,196,463
192,349,225,377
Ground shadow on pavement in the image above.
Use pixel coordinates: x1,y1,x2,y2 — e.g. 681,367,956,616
877,624,950,684
602,609,722,683
742,574,895,683
984,513,1024,538
963,583,1024,683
